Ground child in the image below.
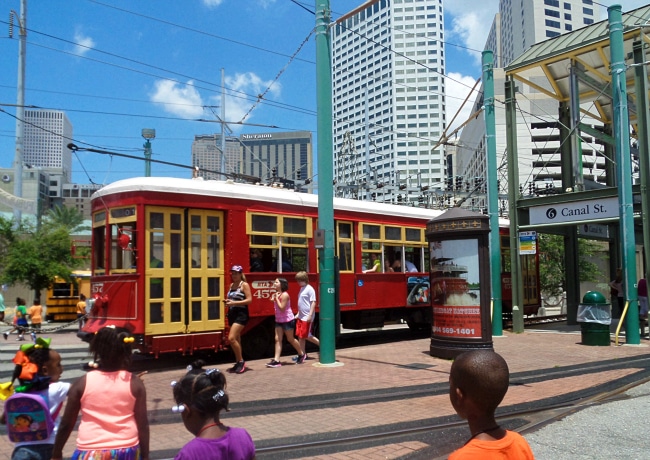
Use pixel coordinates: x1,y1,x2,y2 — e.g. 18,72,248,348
172,360,255,460
448,350,534,459
1,338,69,460
293,271,320,362
28,298,43,341
52,326,150,460
4,298,28,341
266,278,304,367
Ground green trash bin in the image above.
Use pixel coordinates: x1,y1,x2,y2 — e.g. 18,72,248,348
577,291,611,346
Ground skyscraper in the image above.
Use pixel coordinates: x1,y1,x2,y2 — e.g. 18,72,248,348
23,109,73,181
191,134,241,180
332,0,445,203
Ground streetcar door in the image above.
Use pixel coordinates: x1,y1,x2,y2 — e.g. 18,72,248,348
187,211,224,333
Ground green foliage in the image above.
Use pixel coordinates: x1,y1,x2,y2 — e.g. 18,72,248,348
0,212,81,293
538,233,604,297
43,205,89,233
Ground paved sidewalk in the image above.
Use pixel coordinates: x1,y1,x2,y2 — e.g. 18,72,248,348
1,323,648,459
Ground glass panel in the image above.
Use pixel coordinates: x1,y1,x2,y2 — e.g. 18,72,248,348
150,212,164,230
430,238,480,306
191,301,202,321
207,300,220,320
150,278,163,299
404,247,420,271
207,278,220,297
191,215,201,231
191,234,201,268
338,222,352,239
191,277,201,297
171,302,181,322
284,237,307,245
385,226,402,241
288,248,308,272
207,216,220,232
207,235,219,268
93,226,105,271
405,228,421,242
252,214,277,233
170,213,181,230
362,224,381,239
284,217,307,235
361,241,380,250
94,211,106,223
150,302,163,323
251,235,277,246
111,224,136,270
171,233,181,268
150,232,164,268
338,242,352,271
171,278,181,298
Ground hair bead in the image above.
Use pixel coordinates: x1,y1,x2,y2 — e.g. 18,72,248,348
171,404,186,413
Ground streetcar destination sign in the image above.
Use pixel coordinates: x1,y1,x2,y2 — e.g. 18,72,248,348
529,197,618,225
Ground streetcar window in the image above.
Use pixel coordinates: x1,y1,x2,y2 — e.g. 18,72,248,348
150,212,164,230
191,215,201,231
362,224,381,240
247,212,310,273
207,300,220,320
284,217,307,235
405,228,422,242
150,302,163,323
171,301,181,322
207,216,220,232
93,225,106,272
191,234,201,268
94,211,106,223
337,221,354,272
171,213,181,230
252,214,277,233
171,233,181,269
191,301,201,321
385,226,402,241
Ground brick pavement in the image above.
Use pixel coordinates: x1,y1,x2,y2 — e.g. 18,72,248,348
1,324,649,459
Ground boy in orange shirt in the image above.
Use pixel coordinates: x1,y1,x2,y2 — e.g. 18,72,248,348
27,298,43,341
448,350,535,459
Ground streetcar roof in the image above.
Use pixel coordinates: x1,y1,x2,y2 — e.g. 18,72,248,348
93,177,445,221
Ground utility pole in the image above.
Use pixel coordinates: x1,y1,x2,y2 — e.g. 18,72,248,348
142,129,156,177
12,0,27,224
220,68,227,176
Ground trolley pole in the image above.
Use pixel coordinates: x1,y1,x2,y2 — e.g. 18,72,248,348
483,51,503,336
608,5,639,343
315,0,337,365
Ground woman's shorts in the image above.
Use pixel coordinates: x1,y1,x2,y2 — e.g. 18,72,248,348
295,318,313,339
276,319,296,331
228,306,249,326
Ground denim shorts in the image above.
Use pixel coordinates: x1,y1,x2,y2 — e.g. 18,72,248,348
275,319,296,331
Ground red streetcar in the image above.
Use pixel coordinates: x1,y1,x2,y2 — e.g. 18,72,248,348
84,177,538,357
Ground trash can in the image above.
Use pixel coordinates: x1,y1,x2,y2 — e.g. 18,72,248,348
577,291,611,346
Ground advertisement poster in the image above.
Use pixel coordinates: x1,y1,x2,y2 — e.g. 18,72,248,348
430,238,482,339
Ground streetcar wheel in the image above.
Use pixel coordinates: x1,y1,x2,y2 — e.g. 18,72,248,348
242,319,275,360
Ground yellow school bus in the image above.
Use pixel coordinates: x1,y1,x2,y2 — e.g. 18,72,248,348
46,271,91,322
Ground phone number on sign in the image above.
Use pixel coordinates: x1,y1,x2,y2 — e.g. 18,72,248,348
432,326,476,335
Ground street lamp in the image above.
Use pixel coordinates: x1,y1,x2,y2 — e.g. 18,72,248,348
142,129,156,177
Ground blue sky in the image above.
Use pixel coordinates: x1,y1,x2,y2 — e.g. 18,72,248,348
0,0,645,186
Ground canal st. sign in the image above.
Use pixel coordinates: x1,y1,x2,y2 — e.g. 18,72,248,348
529,197,619,225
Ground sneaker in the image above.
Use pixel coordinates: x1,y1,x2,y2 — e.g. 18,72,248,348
296,354,307,364
3,332,8,340
234,361,246,374
30,332,37,342
291,353,308,363
17,335,25,341
265,360,282,368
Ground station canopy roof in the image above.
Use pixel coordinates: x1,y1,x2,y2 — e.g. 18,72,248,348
505,5,650,128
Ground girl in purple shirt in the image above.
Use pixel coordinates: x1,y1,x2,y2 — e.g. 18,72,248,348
172,360,255,460
266,278,305,368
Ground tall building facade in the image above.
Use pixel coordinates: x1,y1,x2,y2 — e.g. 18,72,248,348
455,0,601,213
497,0,597,68
23,109,73,181
332,0,445,203
191,134,241,180
239,131,313,188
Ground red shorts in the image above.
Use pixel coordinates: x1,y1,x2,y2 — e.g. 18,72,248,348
295,318,313,339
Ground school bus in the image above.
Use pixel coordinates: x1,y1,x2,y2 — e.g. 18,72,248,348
45,271,91,322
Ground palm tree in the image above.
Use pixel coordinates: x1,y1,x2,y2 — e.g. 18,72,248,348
43,205,89,233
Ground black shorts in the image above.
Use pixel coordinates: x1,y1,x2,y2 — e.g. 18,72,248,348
228,306,249,326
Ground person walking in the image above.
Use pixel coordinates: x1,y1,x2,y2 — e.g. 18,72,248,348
638,273,648,338
294,272,320,362
76,294,87,330
4,298,28,341
266,278,304,368
225,265,252,375
609,268,625,319
27,298,43,341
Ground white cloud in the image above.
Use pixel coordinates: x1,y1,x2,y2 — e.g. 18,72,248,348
202,0,224,7
150,80,204,118
445,0,498,65
217,72,282,129
445,72,480,136
257,0,277,8
72,30,96,57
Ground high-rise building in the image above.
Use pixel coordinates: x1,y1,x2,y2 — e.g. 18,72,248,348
23,109,73,181
455,0,601,213
332,0,445,203
497,0,597,68
239,131,313,189
191,134,241,180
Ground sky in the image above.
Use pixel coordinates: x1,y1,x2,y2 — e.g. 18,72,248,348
0,0,647,187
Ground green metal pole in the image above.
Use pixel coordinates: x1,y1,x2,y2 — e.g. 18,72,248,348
144,139,152,177
483,51,502,336
315,0,336,364
505,78,524,333
609,5,639,343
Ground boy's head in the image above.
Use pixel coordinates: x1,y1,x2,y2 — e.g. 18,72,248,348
295,271,309,284
449,350,509,419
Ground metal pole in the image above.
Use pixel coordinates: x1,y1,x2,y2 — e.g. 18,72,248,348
483,51,503,336
315,0,337,365
608,5,639,343
220,68,226,176
13,0,27,224
144,139,152,177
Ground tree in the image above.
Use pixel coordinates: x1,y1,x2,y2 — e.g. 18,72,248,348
0,214,80,296
538,233,604,297
43,205,88,233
